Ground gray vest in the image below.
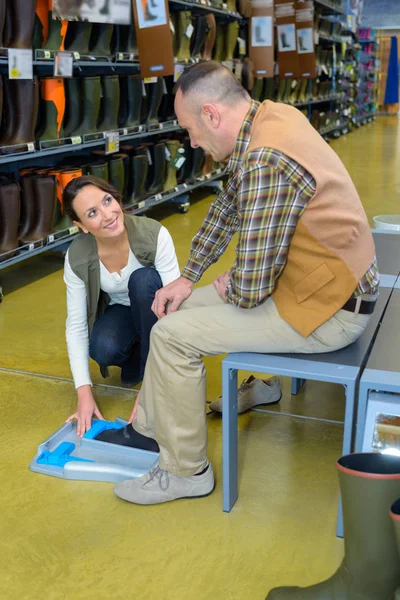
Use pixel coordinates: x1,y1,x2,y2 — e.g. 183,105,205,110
68,214,161,378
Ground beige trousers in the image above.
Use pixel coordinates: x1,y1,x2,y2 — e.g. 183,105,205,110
134,285,371,477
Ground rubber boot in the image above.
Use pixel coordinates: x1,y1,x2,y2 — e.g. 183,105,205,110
33,0,48,49
108,154,126,197
119,76,142,128
213,22,226,62
46,168,63,227
125,7,138,56
38,78,66,142
280,32,290,49
147,143,166,196
263,78,275,101
266,453,400,600
191,15,209,60
158,75,175,123
87,160,109,181
201,154,213,177
97,75,120,132
164,140,180,191
0,77,39,149
170,13,179,57
66,21,93,55
4,0,35,49
99,0,111,16
0,0,6,48
43,0,68,51
241,57,254,92
251,77,263,102
189,147,204,180
181,137,192,182
129,154,148,204
176,12,192,61
226,0,236,11
69,76,101,137
202,14,216,60
18,174,38,242
63,78,82,137
276,79,286,102
226,21,239,60
146,78,164,125
390,499,400,600
90,23,114,56
54,169,82,231
0,182,20,257
20,176,57,243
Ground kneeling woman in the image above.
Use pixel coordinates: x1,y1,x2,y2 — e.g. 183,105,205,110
63,176,180,436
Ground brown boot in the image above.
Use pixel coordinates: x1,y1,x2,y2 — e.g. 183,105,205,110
0,181,20,258
20,176,57,243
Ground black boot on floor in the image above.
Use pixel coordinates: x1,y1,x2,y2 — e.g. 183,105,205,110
95,424,159,453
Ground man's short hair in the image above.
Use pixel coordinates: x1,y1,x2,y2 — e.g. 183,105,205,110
173,61,250,106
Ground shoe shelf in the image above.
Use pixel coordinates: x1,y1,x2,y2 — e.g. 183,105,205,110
0,120,182,166
126,168,225,215
319,120,347,137
290,94,343,108
0,170,226,272
314,0,346,15
169,0,242,20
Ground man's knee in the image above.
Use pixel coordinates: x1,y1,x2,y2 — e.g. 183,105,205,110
128,267,162,298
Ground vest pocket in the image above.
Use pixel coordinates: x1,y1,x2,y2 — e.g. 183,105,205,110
293,262,335,304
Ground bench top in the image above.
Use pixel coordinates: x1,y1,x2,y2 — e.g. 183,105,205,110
224,287,391,373
373,230,400,276
364,289,400,373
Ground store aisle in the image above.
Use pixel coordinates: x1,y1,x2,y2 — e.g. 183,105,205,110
0,116,397,599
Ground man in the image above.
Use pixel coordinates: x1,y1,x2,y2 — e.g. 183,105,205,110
111,62,379,505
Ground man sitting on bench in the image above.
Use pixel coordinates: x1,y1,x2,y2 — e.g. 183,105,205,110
101,61,380,506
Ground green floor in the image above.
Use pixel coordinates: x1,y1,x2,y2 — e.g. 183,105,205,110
0,117,399,599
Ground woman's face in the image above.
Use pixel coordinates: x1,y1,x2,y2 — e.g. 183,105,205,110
72,185,125,240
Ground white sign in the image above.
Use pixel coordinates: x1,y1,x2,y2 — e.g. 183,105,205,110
54,52,73,78
135,0,167,30
8,49,33,80
297,28,314,54
252,16,273,48
278,24,296,53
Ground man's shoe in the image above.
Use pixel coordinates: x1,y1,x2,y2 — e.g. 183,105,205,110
114,464,215,505
209,375,282,414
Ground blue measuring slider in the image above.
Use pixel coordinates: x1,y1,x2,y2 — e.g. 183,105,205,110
83,420,125,440
37,442,94,467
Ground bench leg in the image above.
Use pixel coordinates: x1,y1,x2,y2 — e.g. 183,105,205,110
291,378,306,396
222,365,238,512
336,379,357,538
355,381,370,452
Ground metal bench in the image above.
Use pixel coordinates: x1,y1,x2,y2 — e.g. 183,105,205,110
356,289,400,452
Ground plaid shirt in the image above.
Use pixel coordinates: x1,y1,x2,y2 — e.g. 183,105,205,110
182,101,379,309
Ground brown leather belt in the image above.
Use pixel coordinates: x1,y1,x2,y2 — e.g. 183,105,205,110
342,297,376,315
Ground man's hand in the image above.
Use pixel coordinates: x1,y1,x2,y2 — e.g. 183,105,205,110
66,385,105,437
152,276,193,319
213,271,230,302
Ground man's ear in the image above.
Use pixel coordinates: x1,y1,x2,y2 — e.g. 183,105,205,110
201,103,220,129
73,219,88,234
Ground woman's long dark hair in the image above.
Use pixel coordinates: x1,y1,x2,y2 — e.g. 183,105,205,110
63,175,122,222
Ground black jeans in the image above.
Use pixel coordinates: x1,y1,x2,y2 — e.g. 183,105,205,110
89,267,162,381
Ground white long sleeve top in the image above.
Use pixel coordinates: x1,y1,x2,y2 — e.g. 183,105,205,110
64,225,180,389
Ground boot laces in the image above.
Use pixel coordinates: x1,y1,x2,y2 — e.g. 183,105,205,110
146,465,169,491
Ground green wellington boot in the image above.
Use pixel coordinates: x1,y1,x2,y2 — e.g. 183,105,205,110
97,75,120,132
90,23,114,56
266,453,400,600
146,78,164,126
213,22,226,62
176,12,192,61
119,76,142,128
225,21,239,60
129,154,148,205
87,160,109,181
108,154,126,196
191,15,209,60
164,140,180,191
65,21,93,55
251,78,264,102
69,76,101,137
43,4,68,51
147,142,166,196
63,78,81,137
189,147,204,181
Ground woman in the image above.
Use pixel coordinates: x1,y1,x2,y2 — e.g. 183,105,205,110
63,175,180,436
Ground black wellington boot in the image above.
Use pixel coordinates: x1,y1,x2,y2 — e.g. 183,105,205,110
97,75,120,132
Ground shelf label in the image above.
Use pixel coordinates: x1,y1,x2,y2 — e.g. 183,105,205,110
144,76,157,83
155,194,162,201
54,51,73,78
174,63,185,82
9,49,33,80
69,226,79,235
138,201,145,209
43,50,51,60
73,52,80,60
48,234,55,243
27,143,35,152
105,131,120,155
71,136,82,145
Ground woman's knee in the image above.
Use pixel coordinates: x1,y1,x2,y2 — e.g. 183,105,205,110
89,329,122,366
128,267,162,298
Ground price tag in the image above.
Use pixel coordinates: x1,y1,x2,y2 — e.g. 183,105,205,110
54,51,73,78
122,128,128,136
185,24,194,39
138,125,144,132
69,226,79,235
138,201,145,209
144,77,157,83
155,194,162,201
183,183,188,189
238,37,246,55
105,131,120,155
129,53,134,61
223,2,228,9
174,63,185,82
8,49,33,79
28,243,34,251
27,143,35,152
117,53,124,60
174,156,186,169
48,234,55,243
43,50,51,59
71,136,82,145
205,173,212,179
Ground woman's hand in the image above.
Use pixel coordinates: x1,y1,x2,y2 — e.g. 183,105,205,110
66,385,105,437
